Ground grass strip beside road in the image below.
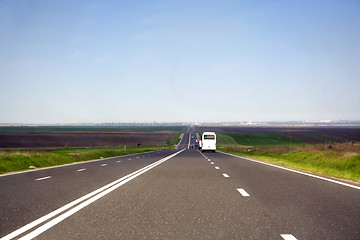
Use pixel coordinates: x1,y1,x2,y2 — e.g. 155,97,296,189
0,146,170,175
166,131,183,146
218,144,360,182
217,132,305,146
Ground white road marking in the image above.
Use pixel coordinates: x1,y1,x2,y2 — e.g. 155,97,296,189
77,169,86,172
208,159,211,162
237,188,250,197
35,176,51,181
187,133,191,149
210,162,214,165
4,149,185,240
281,234,297,240
215,166,220,170
128,158,131,160
220,151,360,190
100,164,107,167
117,160,121,163
223,174,229,178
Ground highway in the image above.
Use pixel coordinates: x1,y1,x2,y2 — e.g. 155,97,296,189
0,127,359,239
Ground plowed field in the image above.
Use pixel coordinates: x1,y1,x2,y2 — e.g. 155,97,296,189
0,131,177,148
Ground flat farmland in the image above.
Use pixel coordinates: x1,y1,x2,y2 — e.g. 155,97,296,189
0,126,187,174
197,126,360,145
0,126,187,148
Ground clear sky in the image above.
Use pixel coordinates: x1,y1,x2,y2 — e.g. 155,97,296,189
1,0,359,124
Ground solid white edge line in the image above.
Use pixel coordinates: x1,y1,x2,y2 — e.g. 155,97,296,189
281,234,297,240
237,188,250,197
219,151,360,190
2,149,185,240
35,176,51,181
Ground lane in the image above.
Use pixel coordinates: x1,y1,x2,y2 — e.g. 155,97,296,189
200,150,360,239
177,126,194,149
12,149,186,240
0,148,183,238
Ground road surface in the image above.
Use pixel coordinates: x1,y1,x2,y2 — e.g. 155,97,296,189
1,127,359,239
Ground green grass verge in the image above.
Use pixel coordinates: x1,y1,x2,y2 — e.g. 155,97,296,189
166,132,183,146
299,133,335,143
217,132,305,146
216,133,239,146
0,146,170,174
218,146,360,182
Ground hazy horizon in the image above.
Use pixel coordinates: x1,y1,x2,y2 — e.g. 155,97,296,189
1,0,359,124
1,120,360,126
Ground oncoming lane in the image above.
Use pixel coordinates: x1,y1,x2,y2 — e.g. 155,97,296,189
0,149,180,239
3,150,185,240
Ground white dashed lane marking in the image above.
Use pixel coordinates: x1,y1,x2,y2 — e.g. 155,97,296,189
237,188,250,197
281,234,297,240
223,174,229,178
215,166,220,170
35,176,52,181
77,169,86,172
100,164,107,167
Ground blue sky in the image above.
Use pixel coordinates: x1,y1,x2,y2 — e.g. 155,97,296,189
1,0,359,123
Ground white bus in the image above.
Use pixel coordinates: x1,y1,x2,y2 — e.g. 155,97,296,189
201,132,216,152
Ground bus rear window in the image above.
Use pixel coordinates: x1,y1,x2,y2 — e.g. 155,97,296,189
204,135,215,139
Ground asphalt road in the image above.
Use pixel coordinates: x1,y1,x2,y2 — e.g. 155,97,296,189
1,127,359,239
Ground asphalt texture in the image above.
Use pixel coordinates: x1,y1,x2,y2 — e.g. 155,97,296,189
0,127,359,239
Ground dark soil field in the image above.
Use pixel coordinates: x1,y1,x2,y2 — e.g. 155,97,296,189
0,131,177,148
196,126,360,144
